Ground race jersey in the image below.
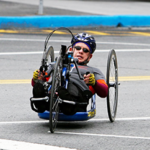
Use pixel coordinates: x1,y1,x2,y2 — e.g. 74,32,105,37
70,64,108,98
31,64,108,98
71,65,105,81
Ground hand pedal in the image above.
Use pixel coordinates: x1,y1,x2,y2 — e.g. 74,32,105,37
30,96,49,102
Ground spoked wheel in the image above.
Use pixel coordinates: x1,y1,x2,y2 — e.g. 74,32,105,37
106,49,118,122
42,45,54,66
49,56,62,133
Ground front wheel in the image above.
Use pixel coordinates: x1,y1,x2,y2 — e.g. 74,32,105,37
41,45,54,67
49,56,62,133
106,49,118,122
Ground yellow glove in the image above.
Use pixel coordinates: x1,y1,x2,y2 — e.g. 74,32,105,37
89,73,96,86
33,69,39,80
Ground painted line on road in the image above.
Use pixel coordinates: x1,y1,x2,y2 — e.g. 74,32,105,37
0,51,43,55
0,49,150,56
0,37,45,42
89,117,150,121
0,38,150,47
0,29,68,34
0,76,150,84
85,31,110,35
0,117,150,149
130,31,150,36
1,29,150,37
0,79,31,84
1,117,150,125
0,139,76,150
119,76,150,81
0,120,48,124
56,131,150,140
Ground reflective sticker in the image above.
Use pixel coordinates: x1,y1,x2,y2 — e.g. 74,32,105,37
88,109,96,117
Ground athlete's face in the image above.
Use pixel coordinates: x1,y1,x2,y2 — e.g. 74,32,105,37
72,42,92,64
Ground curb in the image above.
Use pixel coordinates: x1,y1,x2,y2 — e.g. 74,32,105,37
0,15,150,29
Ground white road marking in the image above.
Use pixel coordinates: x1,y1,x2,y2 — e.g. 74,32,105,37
56,131,150,140
0,51,43,55
96,41,150,47
0,117,150,125
0,117,150,147
89,117,150,121
0,38,150,47
0,120,48,124
0,139,77,150
0,49,150,55
0,38,45,42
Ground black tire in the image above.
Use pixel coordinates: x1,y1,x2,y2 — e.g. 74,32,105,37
106,49,118,122
42,45,54,66
49,56,62,133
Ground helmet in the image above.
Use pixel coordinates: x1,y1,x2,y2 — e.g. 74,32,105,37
71,33,96,54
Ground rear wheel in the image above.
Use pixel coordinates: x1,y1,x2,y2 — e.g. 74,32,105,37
49,56,62,133
106,49,118,122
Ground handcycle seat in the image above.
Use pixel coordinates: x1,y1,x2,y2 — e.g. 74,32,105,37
38,94,96,121
57,86,92,103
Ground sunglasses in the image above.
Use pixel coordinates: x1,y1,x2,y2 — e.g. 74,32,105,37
74,46,90,53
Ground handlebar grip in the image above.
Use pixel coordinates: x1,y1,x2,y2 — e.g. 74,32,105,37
86,72,90,75
39,66,43,72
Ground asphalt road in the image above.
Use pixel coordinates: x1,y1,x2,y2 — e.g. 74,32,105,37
0,29,150,150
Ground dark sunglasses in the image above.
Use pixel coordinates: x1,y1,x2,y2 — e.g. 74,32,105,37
74,46,90,53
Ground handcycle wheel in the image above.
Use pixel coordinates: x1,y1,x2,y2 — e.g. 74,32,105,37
49,56,62,133
106,49,118,122
42,45,54,66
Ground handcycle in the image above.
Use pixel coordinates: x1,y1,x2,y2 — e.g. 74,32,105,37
30,27,119,133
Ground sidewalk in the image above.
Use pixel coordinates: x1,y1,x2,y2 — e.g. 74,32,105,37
0,0,150,29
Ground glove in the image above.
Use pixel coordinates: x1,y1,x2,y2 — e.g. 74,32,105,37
89,73,96,86
33,69,39,80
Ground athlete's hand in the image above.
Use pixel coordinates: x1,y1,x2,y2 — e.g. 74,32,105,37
33,69,39,80
84,73,96,86
33,69,44,81
89,73,96,86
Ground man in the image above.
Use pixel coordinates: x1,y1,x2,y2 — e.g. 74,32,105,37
31,32,108,114
70,33,108,98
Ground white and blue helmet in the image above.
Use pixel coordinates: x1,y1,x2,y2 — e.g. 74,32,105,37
71,33,96,54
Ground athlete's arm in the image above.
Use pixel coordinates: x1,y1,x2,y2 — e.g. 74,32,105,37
93,79,108,98
84,73,108,98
